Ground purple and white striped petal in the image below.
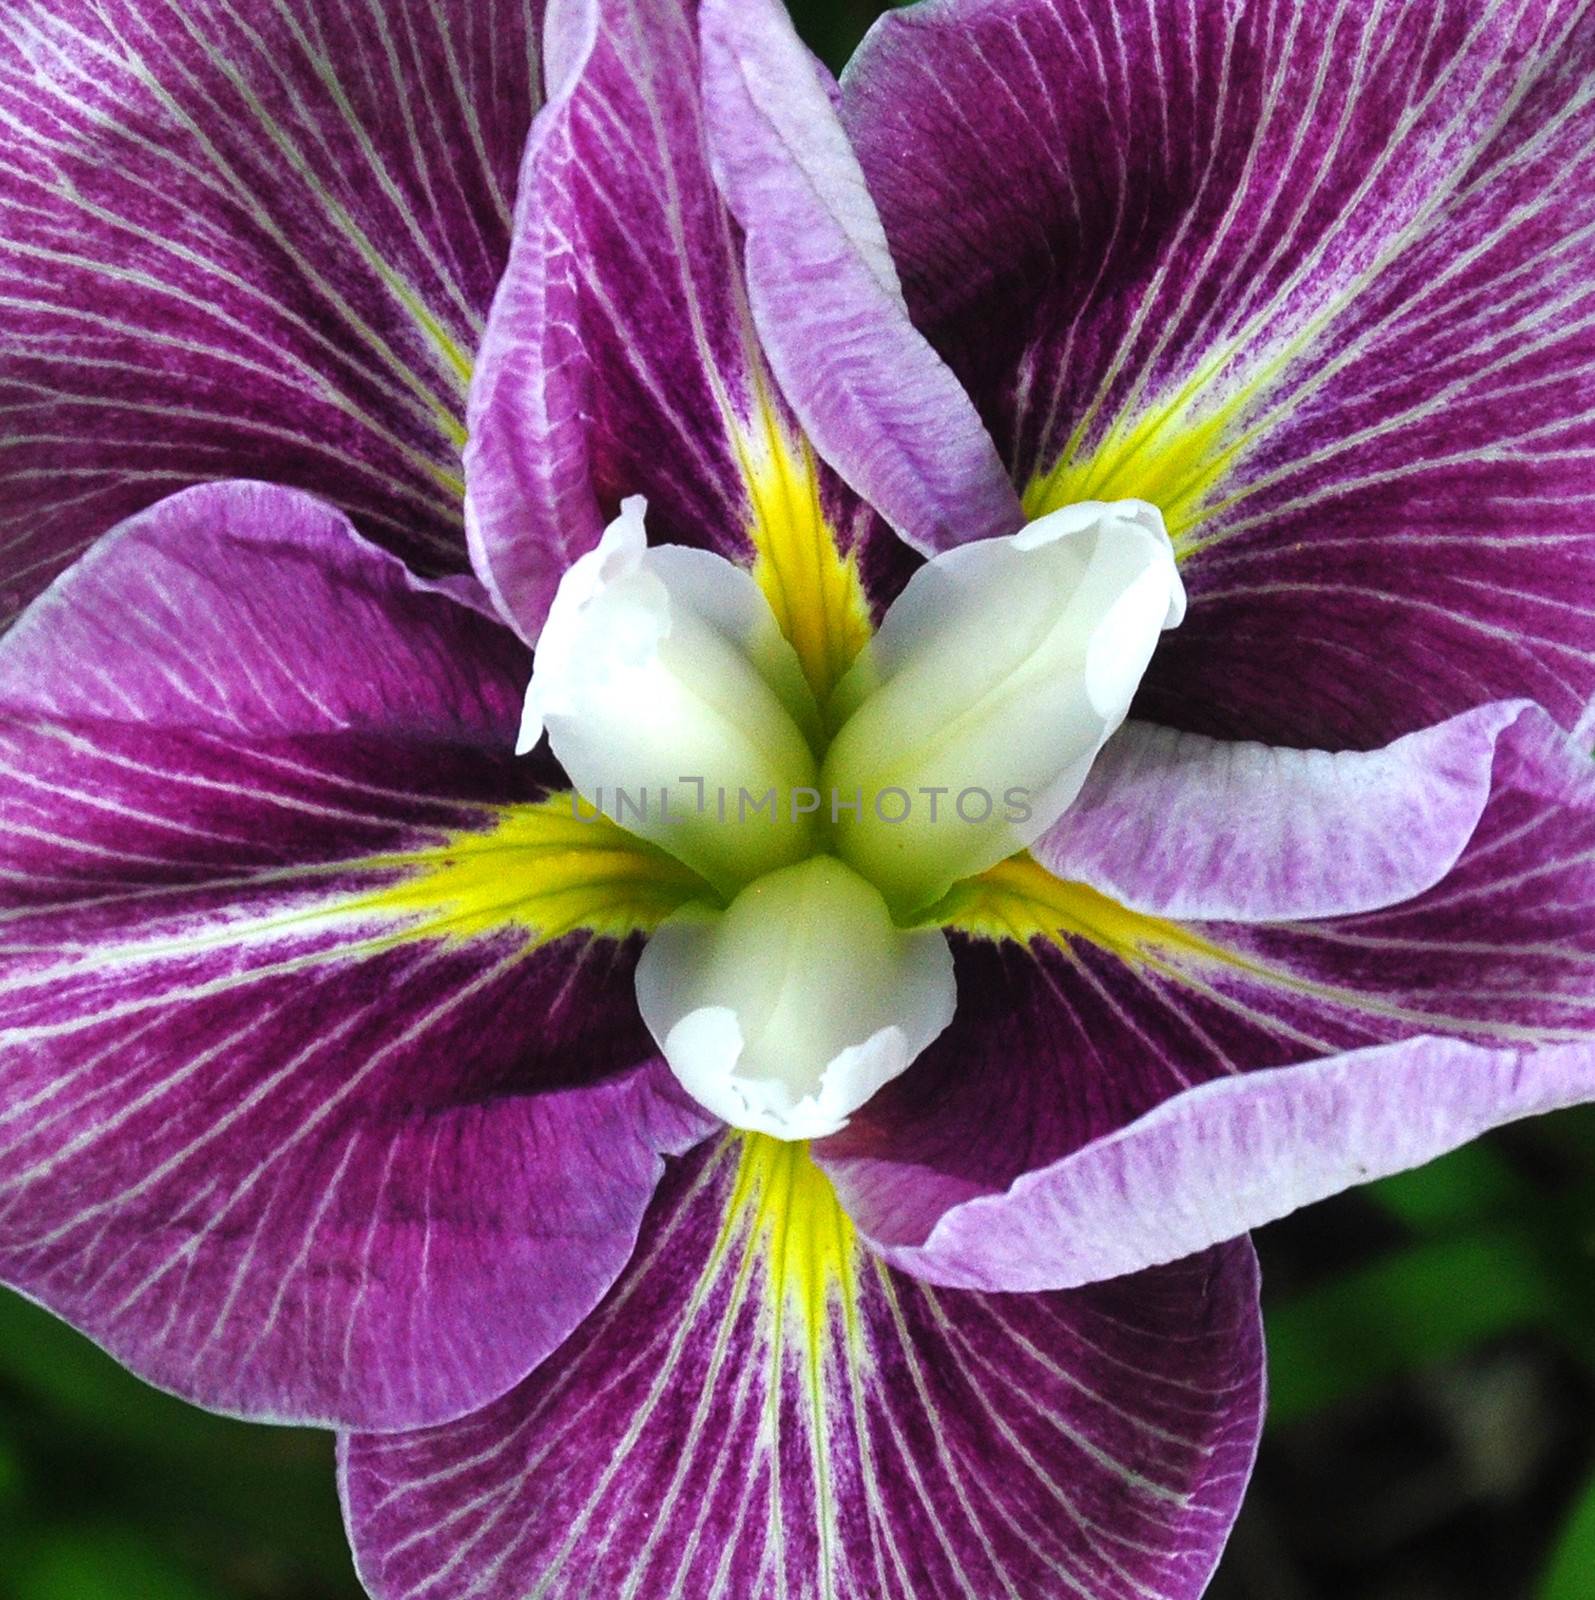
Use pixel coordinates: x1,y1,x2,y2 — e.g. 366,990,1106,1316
465,0,967,644
822,705,1595,1286
467,0,777,638
1040,701,1531,922
342,1136,1263,1600
0,0,540,621
0,482,712,1430
698,0,1020,555
844,0,1595,746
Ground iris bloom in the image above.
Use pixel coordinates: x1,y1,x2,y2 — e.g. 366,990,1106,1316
3,0,1595,1595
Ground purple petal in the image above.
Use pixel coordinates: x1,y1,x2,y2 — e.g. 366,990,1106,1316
0,482,712,1430
467,0,768,639
0,0,539,620
845,1035,1595,1294
463,0,605,639
465,0,901,650
844,0,1595,745
1041,701,1532,922
342,1137,1262,1600
698,0,1019,556
822,706,1595,1286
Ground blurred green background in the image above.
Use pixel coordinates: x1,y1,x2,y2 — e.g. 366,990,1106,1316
4,3,1593,1597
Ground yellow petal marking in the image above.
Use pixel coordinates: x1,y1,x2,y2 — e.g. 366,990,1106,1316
719,1132,859,1599
936,853,1565,1048
346,793,710,947
934,852,1229,969
721,1130,858,1345
736,399,874,706
1023,364,1269,555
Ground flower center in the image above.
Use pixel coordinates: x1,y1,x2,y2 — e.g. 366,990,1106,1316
521,495,1184,1138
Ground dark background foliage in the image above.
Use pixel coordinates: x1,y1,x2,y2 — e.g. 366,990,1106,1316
3,2,1592,1596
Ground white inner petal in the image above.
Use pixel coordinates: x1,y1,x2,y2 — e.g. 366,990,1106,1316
634,855,956,1140
525,497,1185,1138
520,497,823,895
821,498,1185,914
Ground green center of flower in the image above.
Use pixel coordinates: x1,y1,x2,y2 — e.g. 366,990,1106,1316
519,495,1184,1139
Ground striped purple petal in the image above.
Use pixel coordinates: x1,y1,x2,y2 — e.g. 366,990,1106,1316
822,704,1595,1285
0,0,540,623
467,0,791,639
0,482,712,1430
466,0,993,643
341,1136,1263,1600
1041,701,1531,922
844,0,1595,746
698,0,1020,556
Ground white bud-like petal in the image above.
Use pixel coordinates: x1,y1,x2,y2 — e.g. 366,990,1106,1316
635,855,956,1140
521,497,823,895
821,500,1184,913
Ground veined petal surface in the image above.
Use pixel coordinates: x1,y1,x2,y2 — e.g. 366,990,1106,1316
0,482,712,1430
1041,701,1531,921
465,0,907,650
342,1136,1263,1600
699,0,1020,555
845,0,1595,745
823,706,1595,1286
0,0,540,620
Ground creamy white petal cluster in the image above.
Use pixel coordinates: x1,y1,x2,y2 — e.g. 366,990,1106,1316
522,496,1184,1139
518,497,822,895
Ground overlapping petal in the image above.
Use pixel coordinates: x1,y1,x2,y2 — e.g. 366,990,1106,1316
698,0,1020,555
0,482,712,1430
0,0,540,621
465,0,969,651
823,705,1595,1286
1040,701,1529,921
342,1136,1263,1600
844,0,1595,746
468,0,789,637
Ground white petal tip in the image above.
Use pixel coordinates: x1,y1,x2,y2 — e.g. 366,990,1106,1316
1163,567,1189,629
637,862,956,1140
1008,497,1163,549
661,1009,912,1141
514,688,546,756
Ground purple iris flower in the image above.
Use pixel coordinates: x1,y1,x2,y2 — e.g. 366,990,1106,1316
3,0,1595,1595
